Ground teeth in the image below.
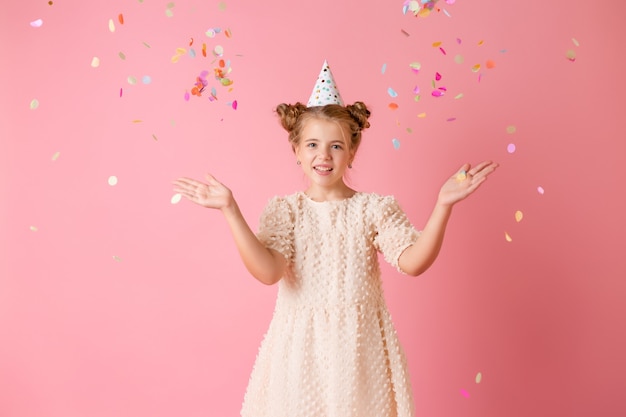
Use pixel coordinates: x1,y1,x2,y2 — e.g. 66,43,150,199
315,167,332,171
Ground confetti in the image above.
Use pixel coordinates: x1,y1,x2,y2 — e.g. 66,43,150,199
205,29,216,38
30,99,39,110
152,134,158,141
456,170,467,181
572,38,580,47
388,103,399,110
417,112,426,118
142,75,152,84
505,232,512,242
446,117,456,122
142,41,151,48
214,45,224,56
486,59,496,69
507,143,516,153
91,57,100,68
118,52,126,60
108,19,115,32
537,186,545,195
30,226,38,232
184,91,190,101
171,193,182,204
400,29,410,36
225,28,233,38
566,49,576,62
381,63,387,74
476,372,482,384
218,1,227,11
51,151,60,161
409,62,421,73
392,138,400,149
231,100,238,110
439,47,446,55
30,19,43,28
132,120,142,123
471,64,481,72
119,88,123,97
454,93,463,99
460,389,470,398
127,76,137,85
515,210,523,222
118,14,124,24
413,95,421,102
506,125,516,134
431,89,445,97
387,87,398,98
113,255,122,262
454,54,464,64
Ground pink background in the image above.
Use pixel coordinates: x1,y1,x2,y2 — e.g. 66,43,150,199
2,1,625,416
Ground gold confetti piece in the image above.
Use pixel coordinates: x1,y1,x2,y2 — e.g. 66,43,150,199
171,193,182,204
417,112,426,118
127,76,137,85
477,40,485,46
51,151,60,161
108,175,118,186
165,9,174,17
152,134,158,141
454,54,464,64
506,125,516,134
108,19,115,32
471,64,481,72
30,99,39,110
90,57,100,68
118,52,126,60
572,38,580,47
218,1,227,11
566,49,576,61
432,41,442,47
454,93,464,99
113,255,122,262
515,211,523,222
142,41,151,48
400,29,410,36
505,232,512,242
30,226,38,232
456,171,467,182
476,372,482,384
132,120,142,123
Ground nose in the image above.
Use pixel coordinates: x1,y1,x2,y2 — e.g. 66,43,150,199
319,145,331,159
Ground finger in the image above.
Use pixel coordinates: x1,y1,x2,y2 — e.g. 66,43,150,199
205,173,221,186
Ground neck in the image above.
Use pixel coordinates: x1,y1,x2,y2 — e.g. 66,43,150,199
304,185,356,202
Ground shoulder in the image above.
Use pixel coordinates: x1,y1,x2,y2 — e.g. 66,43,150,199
357,192,401,210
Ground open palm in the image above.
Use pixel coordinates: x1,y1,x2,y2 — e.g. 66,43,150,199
172,173,233,210
437,161,498,207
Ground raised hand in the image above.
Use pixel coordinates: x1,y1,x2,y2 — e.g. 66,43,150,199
437,161,498,207
172,173,234,210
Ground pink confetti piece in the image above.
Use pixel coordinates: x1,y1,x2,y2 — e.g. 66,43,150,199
30,19,43,28
184,91,190,101
507,143,516,153
412,86,420,94
435,72,442,81
432,90,444,97
439,47,446,55
446,117,456,122
231,100,238,110
119,88,123,97
460,389,470,398
537,186,545,195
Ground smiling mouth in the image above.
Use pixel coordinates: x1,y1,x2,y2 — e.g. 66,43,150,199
314,166,333,172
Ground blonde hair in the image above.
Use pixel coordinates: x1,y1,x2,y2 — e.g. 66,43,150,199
275,102,371,153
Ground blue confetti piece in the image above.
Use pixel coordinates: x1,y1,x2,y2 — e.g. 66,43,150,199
381,63,387,74
189,48,196,58
387,87,398,98
142,75,152,84
392,138,400,149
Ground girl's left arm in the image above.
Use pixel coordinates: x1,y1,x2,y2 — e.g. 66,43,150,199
398,161,498,276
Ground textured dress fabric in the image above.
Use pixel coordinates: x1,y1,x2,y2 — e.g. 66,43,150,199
240,192,421,417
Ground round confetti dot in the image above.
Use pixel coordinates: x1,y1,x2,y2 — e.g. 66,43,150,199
127,76,137,85
171,193,182,204
30,225,38,232
108,176,118,186
91,57,100,68
30,19,43,28
507,143,516,153
537,186,545,195
515,210,523,222
205,29,216,37
506,125,516,134
30,99,39,110
566,49,576,61
392,138,400,149
454,54,464,64
165,9,174,17
214,45,224,55
475,372,482,384
142,75,152,84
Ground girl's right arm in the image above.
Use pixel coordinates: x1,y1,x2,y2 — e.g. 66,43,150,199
173,174,286,285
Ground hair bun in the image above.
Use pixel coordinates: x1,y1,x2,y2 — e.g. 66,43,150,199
346,102,371,130
276,102,308,133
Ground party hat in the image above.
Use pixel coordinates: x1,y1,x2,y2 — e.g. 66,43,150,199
307,60,344,107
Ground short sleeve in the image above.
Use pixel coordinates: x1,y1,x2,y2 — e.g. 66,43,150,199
256,196,295,263
373,196,421,273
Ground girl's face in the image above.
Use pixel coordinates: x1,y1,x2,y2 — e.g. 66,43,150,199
295,117,354,194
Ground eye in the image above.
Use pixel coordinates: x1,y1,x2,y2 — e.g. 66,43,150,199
307,142,317,148
332,144,343,150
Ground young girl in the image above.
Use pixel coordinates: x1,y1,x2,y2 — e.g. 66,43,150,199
173,62,498,417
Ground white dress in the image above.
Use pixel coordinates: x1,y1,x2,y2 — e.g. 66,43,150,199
241,192,420,417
